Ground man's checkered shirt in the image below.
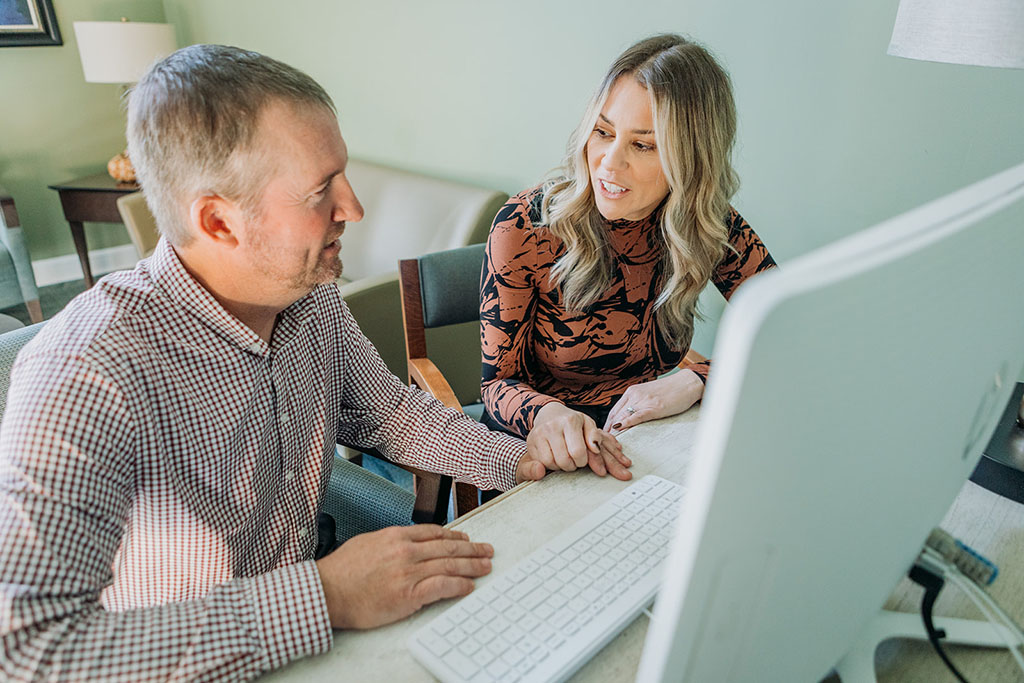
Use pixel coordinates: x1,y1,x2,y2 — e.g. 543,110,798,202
0,239,525,680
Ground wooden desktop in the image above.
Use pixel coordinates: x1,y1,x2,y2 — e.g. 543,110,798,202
265,407,1024,682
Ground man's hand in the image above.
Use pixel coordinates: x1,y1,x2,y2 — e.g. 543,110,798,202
603,370,704,434
316,525,493,630
526,402,632,481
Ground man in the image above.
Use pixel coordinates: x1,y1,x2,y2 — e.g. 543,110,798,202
0,45,611,680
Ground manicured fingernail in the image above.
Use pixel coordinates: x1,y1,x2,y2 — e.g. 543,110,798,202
612,423,621,430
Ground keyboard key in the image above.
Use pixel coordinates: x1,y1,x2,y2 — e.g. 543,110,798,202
501,647,524,666
476,625,496,644
492,594,512,612
488,661,511,680
432,616,455,635
506,604,527,623
471,648,493,667
445,650,479,678
549,609,573,629
419,632,450,656
489,615,512,634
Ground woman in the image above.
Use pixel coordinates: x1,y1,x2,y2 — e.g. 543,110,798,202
480,34,775,480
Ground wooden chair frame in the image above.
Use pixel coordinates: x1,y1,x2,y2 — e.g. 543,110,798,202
399,256,482,520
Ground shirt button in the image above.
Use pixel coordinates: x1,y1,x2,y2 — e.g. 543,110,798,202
280,412,291,423
284,470,295,482
298,527,308,539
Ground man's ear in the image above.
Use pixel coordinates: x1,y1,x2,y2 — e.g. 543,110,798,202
189,195,241,247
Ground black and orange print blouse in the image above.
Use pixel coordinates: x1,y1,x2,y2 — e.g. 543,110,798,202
480,187,775,438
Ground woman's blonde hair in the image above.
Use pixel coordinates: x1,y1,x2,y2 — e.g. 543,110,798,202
542,34,738,344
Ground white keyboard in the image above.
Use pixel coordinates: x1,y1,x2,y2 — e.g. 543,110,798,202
407,475,683,683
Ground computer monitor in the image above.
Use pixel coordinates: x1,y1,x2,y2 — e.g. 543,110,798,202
637,161,1024,682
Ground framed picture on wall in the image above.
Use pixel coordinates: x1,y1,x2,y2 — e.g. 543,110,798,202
0,0,61,47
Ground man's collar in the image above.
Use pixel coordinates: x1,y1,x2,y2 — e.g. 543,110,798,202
145,238,316,356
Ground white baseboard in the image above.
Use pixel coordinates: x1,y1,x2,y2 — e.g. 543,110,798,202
32,245,140,287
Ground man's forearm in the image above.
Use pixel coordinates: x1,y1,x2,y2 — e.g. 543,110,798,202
1,562,331,681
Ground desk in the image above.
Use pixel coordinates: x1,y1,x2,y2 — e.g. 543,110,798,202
48,173,138,288
266,408,1024,682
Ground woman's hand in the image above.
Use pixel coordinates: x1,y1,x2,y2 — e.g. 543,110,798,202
603,369,704,434
527,402,632,480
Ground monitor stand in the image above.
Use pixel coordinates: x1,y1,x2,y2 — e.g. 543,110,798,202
834,609,1021,682
970,382,1024,503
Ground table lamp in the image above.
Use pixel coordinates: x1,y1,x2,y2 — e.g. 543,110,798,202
73,19,177,183
888,0,1024,501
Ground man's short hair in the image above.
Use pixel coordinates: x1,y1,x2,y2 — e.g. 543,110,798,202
127,44,335,245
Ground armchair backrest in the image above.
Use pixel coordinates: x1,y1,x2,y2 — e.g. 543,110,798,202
341,160,505,283
116,192,161,259
0,323,45,417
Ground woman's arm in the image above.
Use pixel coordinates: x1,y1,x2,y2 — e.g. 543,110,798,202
602,211,776,432
479,195,560,438
686,208,777,384
480,194,629,479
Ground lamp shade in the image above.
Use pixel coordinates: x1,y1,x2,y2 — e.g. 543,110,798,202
73,21,177,84
888,0,1024,68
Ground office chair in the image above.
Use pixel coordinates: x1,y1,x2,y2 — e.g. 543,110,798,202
0,187,42,324
0,323,414,548
399,243,490,519
115,192,161,259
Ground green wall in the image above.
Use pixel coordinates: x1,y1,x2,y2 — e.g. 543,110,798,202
0,0,166,261
162,0,1024,355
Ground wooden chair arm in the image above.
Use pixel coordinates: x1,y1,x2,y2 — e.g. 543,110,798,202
408,358,486,520
408,358,463,411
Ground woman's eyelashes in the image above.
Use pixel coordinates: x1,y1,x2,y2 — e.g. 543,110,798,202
592,127,656,152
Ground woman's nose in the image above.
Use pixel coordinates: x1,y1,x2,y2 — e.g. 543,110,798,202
600,140,628,172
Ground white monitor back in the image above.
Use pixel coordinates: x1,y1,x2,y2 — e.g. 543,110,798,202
638,162,1024,682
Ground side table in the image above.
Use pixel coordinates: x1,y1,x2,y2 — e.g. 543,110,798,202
48,173,138,288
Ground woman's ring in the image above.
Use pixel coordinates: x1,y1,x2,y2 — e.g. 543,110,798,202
626,406,637,415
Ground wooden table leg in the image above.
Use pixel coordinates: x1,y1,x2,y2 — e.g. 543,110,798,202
25,299,43,323
69,221,94,288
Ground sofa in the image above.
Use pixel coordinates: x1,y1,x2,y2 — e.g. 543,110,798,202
338,159,508,385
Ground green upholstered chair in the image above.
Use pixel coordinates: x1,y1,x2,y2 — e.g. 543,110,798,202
399,243,491,520
0,187,42,324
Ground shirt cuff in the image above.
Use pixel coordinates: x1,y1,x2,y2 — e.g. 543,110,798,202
250,560,333,672
483,433,528,492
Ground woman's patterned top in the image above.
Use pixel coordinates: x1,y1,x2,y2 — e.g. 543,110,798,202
480,187,776,438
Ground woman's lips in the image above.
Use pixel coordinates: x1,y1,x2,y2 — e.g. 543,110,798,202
597,178,630,199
